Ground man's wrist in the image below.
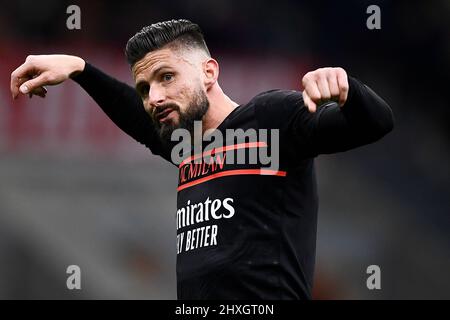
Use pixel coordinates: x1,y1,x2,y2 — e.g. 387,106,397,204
69,56,86,78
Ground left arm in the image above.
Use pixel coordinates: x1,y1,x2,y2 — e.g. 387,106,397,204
292,67,394,155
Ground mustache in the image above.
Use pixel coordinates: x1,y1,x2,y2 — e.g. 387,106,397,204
151,103,180,123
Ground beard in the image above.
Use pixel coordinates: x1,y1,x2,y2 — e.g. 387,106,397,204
152,88,210,144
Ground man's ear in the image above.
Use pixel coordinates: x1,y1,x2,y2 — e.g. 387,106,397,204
203,58,219,90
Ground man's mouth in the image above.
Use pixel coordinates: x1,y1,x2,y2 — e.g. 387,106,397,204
155,108,175,123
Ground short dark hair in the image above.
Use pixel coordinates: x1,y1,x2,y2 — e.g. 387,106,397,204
125,19,210,67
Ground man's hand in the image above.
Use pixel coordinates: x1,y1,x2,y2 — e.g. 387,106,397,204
301,67,349,113
10,54,85,99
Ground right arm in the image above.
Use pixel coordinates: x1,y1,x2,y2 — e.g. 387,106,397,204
71,62,166,157
10,54,166,158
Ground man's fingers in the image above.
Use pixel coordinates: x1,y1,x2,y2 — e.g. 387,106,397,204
11,58,52,99
10,62,35,99
302,67,350,108
303,78,321,103
19,73,51,97
14,77,47,99
316,76,331,101
302,91,317,113
13,76,30,98
336,68,349,106
327,73,340,100
29,86,47,98
35,86,47,98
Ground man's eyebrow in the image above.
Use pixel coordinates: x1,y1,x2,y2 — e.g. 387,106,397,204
151,65,172,77
135,65,172,91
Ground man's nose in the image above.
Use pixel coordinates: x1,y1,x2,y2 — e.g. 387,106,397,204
148,86,166,110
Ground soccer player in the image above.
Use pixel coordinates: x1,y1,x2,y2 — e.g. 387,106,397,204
10,19,394,299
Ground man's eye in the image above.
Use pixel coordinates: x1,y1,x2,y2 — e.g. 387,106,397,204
162,73,173,81
139,85,149,98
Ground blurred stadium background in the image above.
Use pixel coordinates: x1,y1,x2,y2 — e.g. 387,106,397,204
0,0,449,299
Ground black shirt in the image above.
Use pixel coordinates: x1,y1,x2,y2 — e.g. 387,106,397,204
73,63,394,299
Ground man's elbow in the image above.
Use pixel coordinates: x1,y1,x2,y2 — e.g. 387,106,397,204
369,101,395,141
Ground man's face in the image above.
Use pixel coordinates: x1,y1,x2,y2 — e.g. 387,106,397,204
132,46,209,143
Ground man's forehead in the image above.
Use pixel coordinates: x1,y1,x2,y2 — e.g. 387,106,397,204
132,48,177,79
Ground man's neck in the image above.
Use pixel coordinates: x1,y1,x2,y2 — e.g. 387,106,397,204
202,86,239,133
